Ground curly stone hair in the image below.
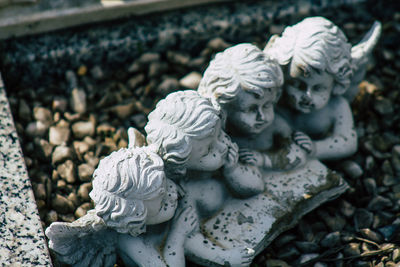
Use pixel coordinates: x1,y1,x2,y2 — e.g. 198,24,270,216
89,147,165,236
198,43,283,109
145,90,220,179
264,16,353,95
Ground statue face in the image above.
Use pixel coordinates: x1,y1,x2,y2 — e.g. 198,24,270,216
144,179,178,225
285,68,334,113
227,87,279,135
185,120,230,172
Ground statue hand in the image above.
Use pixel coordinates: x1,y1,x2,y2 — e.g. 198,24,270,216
293,131,315,155
224,142,239,169
239,148,263,166
227,247,255,267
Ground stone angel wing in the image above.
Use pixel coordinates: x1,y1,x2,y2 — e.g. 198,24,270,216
127,127,147,148
45,210,118,267
345,21,382,101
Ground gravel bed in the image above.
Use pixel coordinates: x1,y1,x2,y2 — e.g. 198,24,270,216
4,1,400,266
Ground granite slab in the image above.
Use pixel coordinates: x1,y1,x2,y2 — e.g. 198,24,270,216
0,74,51,266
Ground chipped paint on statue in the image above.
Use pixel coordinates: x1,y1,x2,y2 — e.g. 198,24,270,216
264,16,381,160
198,43,308,171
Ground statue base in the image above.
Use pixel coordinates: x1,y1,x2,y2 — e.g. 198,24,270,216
192,160,348,266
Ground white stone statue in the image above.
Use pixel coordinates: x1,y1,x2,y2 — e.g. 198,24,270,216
145,90,257,266
198,43,308,171
264,16,381,161
46,146,198,267
45,17,380,267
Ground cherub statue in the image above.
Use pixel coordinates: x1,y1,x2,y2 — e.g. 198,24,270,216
198,43,307,171
145,90,256,266
264,16,381,160
46,146,198,267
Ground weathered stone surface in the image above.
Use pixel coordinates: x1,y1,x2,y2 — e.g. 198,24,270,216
202,160,347,254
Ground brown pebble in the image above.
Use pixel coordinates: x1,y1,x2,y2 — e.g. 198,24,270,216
78,163,95,182
52,194,75,214
77,182,92,202
57,160,76,184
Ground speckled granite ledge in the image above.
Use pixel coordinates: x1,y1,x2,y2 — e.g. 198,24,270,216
0,74,51,266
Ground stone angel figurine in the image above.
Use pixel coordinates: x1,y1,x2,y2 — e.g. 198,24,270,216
198,43,308,173
145,90,256,266
46,146,198,267
264,16,381,161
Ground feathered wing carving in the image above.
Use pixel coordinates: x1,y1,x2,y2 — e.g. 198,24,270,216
45,210,118,267
346,21,382,101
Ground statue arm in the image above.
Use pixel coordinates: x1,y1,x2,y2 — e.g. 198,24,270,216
223,163,264,198
314,97,358,160
117,234,168,267
163,206,198,267
184,232,254,267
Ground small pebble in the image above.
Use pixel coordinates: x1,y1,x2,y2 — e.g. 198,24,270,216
70,88,87,114
354,209,374,230
45,210,58,225
26,121,49,137
265,259,290,267
339,199,356,217
83,152,100,168
277,245,300,260
298,253,319,265
127,74,145,89
67,192,80,207
137,52,160,65
363,178,377,195
368,195,392,211
49,125,70,145
33,107,53,125
52,145,74,165
360,228,383,243
52,96,68,112
392,248,400,262
343,243,361,257
52,194,75,214
110,101,136,120
74,202,92,218
320,231,341,248
167,51,190,66
340,160,363,179
33,183,46,200
295,241,320,253
38,139,54,159
72,120,95,139
90,66,104,80
207,37,231,51
157,77,179,95
18,99,31,121
73,141,90,159
179,71,202,89
78,163,95,182
77,182,92,202
56,160,76,184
